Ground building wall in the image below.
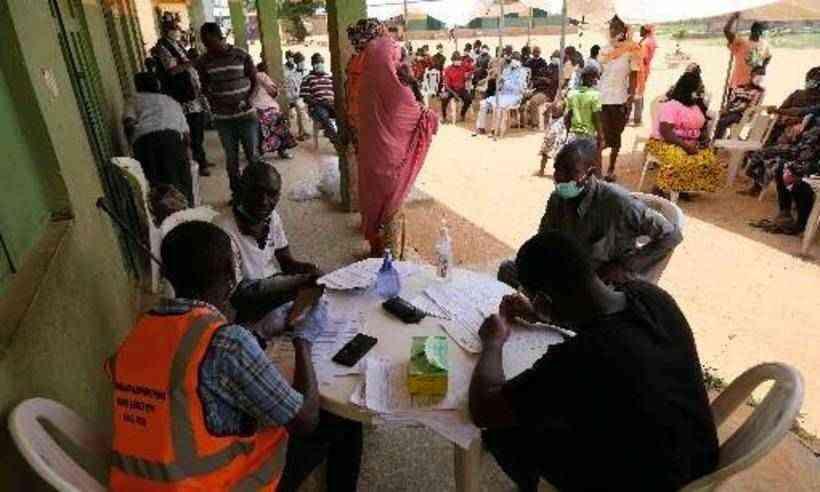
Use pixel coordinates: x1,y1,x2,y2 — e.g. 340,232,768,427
0,0,144,488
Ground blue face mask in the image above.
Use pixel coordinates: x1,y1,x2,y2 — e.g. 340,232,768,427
555,181,584,200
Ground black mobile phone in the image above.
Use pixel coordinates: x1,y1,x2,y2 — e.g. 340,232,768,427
332,334,378,367
383,296,427,324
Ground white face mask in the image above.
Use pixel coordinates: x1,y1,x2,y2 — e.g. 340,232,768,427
314,63,325,73
453,60,462,66
752,75,765,86
510,60,521,69
169,30,182,42
297,61,305,70
550,57,560,65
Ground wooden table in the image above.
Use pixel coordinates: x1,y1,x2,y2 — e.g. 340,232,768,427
319,264,562,492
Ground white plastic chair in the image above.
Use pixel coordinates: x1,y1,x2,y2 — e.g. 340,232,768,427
631,192,686,284
190,160,200,207
634,96,665,192
714,112,776,187
112,156,161,293
8,398,108,492
726,105,765,141
681,363,804,491
801,177,820,257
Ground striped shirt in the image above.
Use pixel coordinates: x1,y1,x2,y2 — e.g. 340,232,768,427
196,45,257,120
300,70,335,107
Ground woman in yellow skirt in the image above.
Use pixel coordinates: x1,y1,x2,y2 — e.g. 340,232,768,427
647,70,724,194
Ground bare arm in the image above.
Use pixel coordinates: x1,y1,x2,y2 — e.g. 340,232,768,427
623,205,683,274
592,110,603,147
285,339,320,435
469,316,516,428
275,246,319,275
724,12,740,44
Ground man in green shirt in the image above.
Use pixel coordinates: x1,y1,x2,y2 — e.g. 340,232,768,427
564,65,603,149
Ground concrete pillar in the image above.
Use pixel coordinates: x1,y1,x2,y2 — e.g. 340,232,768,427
326,0,366,211
188,0,207,45
228,0,248,52
256,0,288,111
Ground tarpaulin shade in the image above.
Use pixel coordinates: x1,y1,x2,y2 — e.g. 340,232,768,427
615,0,820,23
365,0,495,26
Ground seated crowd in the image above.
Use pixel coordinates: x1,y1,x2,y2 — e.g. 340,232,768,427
108,13,813,492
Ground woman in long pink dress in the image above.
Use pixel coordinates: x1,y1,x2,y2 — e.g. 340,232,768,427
357,35,438,255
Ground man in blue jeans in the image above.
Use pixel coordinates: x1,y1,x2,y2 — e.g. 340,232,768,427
197,22,259,197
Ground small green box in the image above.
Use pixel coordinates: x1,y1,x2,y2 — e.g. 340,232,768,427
407,336,449,396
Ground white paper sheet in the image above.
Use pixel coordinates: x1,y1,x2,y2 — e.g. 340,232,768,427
311,316,364,382
319,259,421,291
363,356,466,413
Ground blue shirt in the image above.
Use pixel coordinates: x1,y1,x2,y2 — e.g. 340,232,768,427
499,66,527,98
158,299,303,436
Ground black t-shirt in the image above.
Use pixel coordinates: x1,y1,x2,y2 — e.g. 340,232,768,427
502,282,719,492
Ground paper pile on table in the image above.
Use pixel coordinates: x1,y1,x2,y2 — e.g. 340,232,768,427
311,315,365,383
349,356,480,448
318,259,420,291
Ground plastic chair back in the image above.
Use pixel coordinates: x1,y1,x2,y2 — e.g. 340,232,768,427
111,156,161,293
747,113,776,144
8,398,108,492
631,193,685,284
681,363,804,492
423,69,441,96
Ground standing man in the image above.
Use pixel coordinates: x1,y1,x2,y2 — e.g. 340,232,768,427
725,13,772,90
286,52,311,141
124,72,193,204
472,231,718,492
432,43,447,71
631,25,658,126
153,18,212,177
196,22,259,198
107,221,363,492
597,15,641,181
300,53,338,145
585,45,602,77
441,51,473,123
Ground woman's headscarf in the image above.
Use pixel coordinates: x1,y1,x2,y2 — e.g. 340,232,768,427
347,18,385,53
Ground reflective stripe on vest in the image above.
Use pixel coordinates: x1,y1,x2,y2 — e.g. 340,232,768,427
231,443,288,492
111,314,261,482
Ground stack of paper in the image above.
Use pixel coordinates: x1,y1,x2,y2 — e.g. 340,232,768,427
349,356,480,448
319,259,420,291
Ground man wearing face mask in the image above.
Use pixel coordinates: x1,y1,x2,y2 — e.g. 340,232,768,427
432,43,447,71
441,51,473,122
285,52,311,141
215,162,320,324
474,51,527,136
524,47,559,129
153,19,212,177
498,139,682,287
471,230,718,492
300,53,338,145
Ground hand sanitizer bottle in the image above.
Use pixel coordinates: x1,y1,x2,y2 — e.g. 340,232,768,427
376,248,401,299
436,220,453,280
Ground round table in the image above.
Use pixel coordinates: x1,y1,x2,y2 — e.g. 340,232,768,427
318,263,563,492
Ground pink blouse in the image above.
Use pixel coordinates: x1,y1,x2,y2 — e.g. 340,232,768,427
651,100,705,144
251,72,280,112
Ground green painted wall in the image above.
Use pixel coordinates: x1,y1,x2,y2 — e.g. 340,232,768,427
0,0,142,488
0,68,52,296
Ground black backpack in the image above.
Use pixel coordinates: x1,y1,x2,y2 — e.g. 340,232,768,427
155,38,197,104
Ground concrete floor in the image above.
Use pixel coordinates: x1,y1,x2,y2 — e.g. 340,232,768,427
197,131,819,491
